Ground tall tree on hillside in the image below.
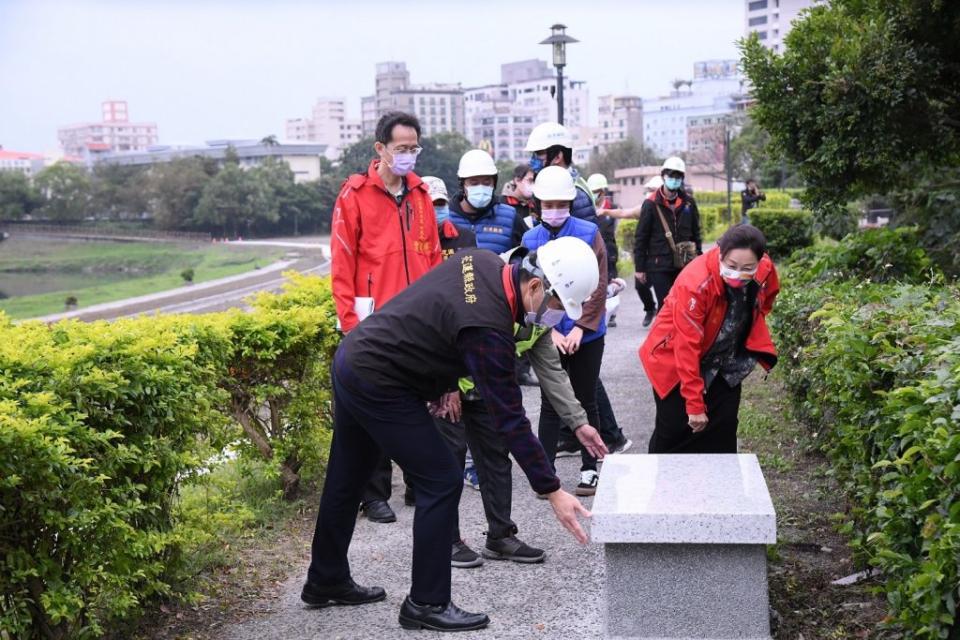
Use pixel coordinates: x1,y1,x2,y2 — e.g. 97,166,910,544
33,162,92,221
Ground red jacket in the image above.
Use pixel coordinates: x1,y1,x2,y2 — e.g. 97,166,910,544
331,160,442,332
639,245,779,415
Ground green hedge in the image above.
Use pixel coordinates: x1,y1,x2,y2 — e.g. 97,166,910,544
616,219,637,256
694,189,800,208
0,273,339,638
773,235,958,638
748,208,814,259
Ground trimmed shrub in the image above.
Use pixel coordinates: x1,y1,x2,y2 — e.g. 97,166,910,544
773,230,959,637
749,208,814,259
616,219,637,256
0,273,339,638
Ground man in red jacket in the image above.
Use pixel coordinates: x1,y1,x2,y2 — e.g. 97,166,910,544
331,111,442,523
639,224,779,454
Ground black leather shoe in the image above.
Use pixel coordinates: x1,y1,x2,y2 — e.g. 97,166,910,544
361,500,396,523
642,310,656,327
398,596,489,632
404,487,415,507
301,578,386,608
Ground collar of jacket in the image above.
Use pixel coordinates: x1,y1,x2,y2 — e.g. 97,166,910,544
365,158,425,195
451,190,497,222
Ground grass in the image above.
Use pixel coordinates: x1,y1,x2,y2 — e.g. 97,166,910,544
0,241,286,319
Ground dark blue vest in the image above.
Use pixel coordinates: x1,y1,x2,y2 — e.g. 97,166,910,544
449,203,517,254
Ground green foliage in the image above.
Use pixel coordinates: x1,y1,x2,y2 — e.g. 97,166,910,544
729,114,802,188
34,162,92,221
180,267,194,283
739,1,960,272
616,219,637,256
89,164,150,219
0,275,339,637
193,162,277,238
146,157,216,231
0,171,41,219
773,230,959,637
786,227,937,287
748,208,814,259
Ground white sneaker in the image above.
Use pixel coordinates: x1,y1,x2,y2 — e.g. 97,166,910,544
575,470,599,496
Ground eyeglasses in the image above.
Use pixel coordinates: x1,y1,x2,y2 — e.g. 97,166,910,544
389,145,423,155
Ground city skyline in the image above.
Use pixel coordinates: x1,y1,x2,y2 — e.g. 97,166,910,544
0,0,746,152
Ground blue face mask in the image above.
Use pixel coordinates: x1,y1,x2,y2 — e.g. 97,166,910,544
466,185,494,209
529,155,545,173
434,205,450,223
664,176,683,191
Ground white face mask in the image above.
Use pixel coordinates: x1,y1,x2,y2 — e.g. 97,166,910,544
719,258,757,288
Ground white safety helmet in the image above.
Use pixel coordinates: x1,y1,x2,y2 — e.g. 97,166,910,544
533,166,576,201
457,149,498,179
586,173,608,192
421,176,449,203
533,236,600,321
524,122,573,152
643,175,664,191
661,156,686,175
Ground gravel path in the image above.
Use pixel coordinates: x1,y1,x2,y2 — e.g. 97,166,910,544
217,285,658,640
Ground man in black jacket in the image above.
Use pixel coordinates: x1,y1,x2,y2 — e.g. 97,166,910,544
633,157,703,310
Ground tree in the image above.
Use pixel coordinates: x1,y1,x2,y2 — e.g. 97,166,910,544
146,157,216,230
0,171,41,220
90,163,149,219
194,162,276,238
728,115,802,189
740,0,960,251
585,138,662,183
33,162,92,221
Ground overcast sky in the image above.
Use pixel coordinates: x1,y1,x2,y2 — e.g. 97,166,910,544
0,0,746,151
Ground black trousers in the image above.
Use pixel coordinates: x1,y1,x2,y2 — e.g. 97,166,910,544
558,378,622,447
648,377,742,454
538,336,604,472
308,359,460,605
648,270,680,311
634,275,657,312
435,396,517,542
360,455,392,504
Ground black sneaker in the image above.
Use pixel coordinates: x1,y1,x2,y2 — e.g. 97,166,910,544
301,578,386,608
608,438,633,454
398,596,490,632
642,310,655,328
608,315,618,328
451,540,483,568
360,500,396,523
482,535,546,563
404,487,415,507
575,470,599,496
555,439,580,458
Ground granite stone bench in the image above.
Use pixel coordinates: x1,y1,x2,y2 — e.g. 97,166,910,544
592,454,777,640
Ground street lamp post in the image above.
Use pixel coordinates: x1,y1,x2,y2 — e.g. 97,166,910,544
540,24,578,125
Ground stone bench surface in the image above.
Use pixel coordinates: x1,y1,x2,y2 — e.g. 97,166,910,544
591,453,776,545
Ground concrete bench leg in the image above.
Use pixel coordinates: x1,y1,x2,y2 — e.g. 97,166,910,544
604,543,771,640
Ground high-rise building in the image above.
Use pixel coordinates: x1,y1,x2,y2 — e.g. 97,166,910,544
285,97,362,159
595,95,644,153
641,60,746,157
464,59,589,163
361,95,377,138
57,100,158,162
367,62,466,138
744,0,818,53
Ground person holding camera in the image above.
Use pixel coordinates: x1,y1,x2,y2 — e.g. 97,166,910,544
740,179,766,224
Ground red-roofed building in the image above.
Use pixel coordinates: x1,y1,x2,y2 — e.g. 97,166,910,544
0,148,46,177
57,100,158,162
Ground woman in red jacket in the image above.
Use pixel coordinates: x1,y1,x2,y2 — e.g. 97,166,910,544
639,225,779,453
